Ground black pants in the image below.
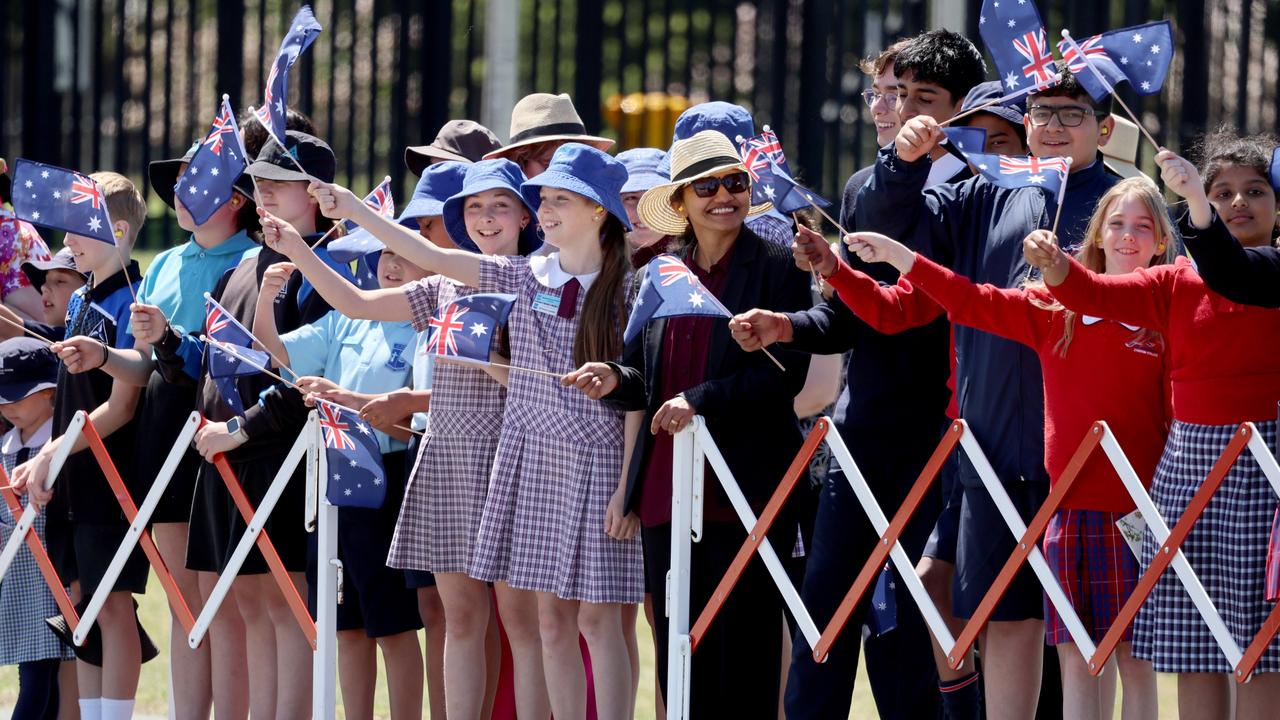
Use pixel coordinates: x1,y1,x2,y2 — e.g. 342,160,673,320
14,658,60,720
784,432,944,720
644,519,792,718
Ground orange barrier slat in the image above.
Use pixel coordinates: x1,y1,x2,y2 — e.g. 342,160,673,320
1087,423,1251,674
811,419,964,662
80,417,197,636
202,418,317,649
1,478,80,631
946,422,1102,668
1239,598,1280,682
688,418,829,653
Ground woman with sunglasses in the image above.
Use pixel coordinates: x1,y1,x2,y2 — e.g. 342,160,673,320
563,130,813,716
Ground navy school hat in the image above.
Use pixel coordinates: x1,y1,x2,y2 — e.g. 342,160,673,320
520,143,633,232
0,337,58,403
958,81,1027,131
247,130,337,184
442,160,541,254
656,101,758,179
149,140,255,212
617,148,668,194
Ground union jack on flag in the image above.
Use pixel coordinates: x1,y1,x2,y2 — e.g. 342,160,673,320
175,95,250,225
1057,21,1173,102
978,0,1061,93
421,293,516,365
204,293,272,414
315,398,386,509
957,149,1071,203
10,159,117,245
737,129,831,212
340,177,396,233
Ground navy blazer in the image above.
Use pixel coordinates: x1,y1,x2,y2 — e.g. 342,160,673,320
604,226,813,515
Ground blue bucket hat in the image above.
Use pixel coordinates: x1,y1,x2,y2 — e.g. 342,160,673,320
520,144,632,233
443,159,541,255
399,161,469,226
959,81,1027,131
617,148,668,194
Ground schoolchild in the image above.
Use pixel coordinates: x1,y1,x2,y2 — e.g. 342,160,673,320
484,93,615,178
0,338,74,720
0,248,86,342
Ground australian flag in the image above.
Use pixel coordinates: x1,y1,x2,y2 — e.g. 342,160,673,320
940,126,989,165
316,399,386,509
1057,21,1173,102
10,159,116,244
329,177,396,262
738,129,831,213
962,151,1071,204
254,5,323,147
421,293,516,365
624,254,731,344
865,564,898,638
175,95,249,225
204,294,271,414
979,0,1061,94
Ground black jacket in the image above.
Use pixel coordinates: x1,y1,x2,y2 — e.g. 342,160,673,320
603,227,813,514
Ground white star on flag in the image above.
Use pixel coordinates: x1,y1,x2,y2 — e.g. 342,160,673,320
877,602,888,610
978,163,989,171
1141,81,1151,91
688,291,704,307
1028,174,1045,184
1133,32,1144,43
191,167,199,174
210,167,219,176
469,322,488,337
203,190,209,195
357,423,371,435
188,186,198,194
88,216,103,231
373,478,383,486
23,180,31,188
1004,71,1020,90
979,15,985,24
1120,57,1129,65
1007,19,1016,27
31,211,40,220
763,185,776,200
350,459,358,467
1150,44,1160,54
52,190,61,199
344,488,352,496
40,171,49,179
333,473,341,481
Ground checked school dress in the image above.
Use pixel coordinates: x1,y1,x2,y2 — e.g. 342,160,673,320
387,275,508,575
468,253,643,604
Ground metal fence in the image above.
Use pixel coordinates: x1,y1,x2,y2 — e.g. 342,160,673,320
3,0,1278,249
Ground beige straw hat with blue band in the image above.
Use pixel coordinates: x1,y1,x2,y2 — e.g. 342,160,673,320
636,130,773,236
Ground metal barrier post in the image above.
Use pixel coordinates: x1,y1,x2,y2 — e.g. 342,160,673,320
311,413,339,719
666,420,697,720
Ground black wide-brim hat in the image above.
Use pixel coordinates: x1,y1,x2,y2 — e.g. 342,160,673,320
246,130,337,183
149,141,255,211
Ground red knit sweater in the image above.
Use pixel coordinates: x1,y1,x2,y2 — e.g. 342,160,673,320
831,255,1170,511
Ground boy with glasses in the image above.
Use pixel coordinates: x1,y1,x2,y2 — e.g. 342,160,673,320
854,64,1119,720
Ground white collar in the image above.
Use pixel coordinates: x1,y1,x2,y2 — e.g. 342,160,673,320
926,153,967,188
529,250,600,290
1081,315,1142,331
1,418,52,456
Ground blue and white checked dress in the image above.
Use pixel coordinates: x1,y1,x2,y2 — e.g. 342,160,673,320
387,275,508,575
0,420,73,665
468,255,644,604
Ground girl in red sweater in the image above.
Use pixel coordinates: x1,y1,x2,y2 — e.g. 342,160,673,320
1025,151,1280,719
835,176,1172,720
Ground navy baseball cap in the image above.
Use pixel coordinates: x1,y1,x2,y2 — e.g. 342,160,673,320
0,337,58,403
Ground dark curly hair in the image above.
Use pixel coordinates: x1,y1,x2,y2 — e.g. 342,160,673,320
1190,126,1280,189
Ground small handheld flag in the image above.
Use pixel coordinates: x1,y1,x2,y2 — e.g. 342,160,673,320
204,294,275,414
254,5,323,147
624,254,732,345
962,151,1071,204
422,293,517,365
738,128,831,212
11,160,116,245
315,398,386,509
865,564,898,637
941,126,988,155
321,176,396,257
175,95,249,225
979,0,1061,93
1057,21,1173,102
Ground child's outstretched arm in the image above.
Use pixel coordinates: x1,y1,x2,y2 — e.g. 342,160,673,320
258,209,412,322
251,261,295,369
309,180,484,288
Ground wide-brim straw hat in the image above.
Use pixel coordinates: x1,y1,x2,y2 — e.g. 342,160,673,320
484,93,615,160
637,130,772,236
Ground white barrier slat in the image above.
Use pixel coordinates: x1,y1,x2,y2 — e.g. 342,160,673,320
690,438,704,543
312,413,338,720
666,422,696,720
1245,424,1280,498
187,416,313,648
822,425,958,653
955,424,1099,659
0,412,86,583
73,412,202,645
1096,425,1244,667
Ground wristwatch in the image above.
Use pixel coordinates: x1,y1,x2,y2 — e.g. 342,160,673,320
226,416,249,444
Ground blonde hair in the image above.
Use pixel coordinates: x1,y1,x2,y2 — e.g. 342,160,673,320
1027,177,1176,356
90,171,146,247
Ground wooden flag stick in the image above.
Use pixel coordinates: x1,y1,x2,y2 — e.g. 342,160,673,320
1048,159,1075,242
0,313,54,346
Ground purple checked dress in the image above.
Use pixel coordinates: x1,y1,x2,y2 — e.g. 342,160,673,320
386,275,507,575
468,254,643,604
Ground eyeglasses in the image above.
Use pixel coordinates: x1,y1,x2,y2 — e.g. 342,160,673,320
1027,105,1099,128
688,171,750,198
861,90,899,109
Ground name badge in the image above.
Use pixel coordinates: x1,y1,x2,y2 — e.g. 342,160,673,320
531,291,561,315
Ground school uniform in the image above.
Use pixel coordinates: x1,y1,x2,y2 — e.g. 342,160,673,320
282,309,423,637
133,230,258,524
467,250,643,604
1048,211,1280,672
400,339,435,589
856,147,1120,622
47,262,147,597
386,276,507,580
891,254,1171,645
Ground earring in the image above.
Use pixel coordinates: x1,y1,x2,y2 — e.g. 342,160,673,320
676,204,685,213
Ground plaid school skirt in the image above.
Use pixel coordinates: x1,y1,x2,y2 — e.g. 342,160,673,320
1132,420,1280,673
1042,508,1140,646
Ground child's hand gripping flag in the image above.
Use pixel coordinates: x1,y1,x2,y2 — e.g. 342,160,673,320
327,177,396,262
254,5,323,146
421,293,517,366
11,159,117,245
1057,21,1173,102
204,294,273,414
315,398,386,509
979,0,1061,94
175,95,250,225
624,254,732,345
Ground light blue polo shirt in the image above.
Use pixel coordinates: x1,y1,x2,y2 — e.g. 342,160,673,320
281,311,417,454
136,230,259,334
410,331,433,432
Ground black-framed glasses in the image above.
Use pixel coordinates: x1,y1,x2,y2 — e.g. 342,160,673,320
1027,105,1099,127
689,171,750,198
861,89,899,109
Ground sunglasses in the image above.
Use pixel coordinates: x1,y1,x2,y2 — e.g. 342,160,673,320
687,171,750,198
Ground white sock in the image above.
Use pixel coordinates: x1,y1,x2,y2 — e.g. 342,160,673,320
78,698,103,720
100,697,136,720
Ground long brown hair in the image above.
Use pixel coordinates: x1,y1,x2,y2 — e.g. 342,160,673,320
1026,177,1176,356
574,215,629,365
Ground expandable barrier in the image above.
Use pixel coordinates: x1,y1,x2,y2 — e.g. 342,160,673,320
667,415,1280,717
